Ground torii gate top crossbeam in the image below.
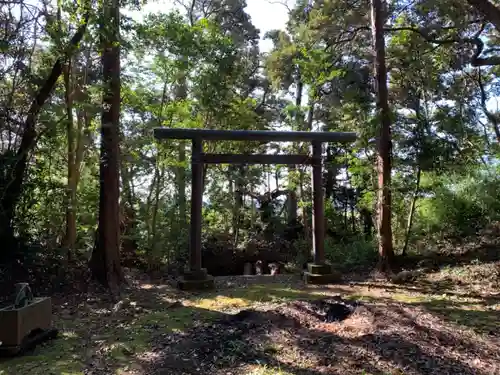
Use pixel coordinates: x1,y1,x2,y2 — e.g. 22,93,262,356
152,126,358,290
154,128,357,143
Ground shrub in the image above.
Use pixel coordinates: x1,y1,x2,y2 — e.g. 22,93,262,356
325,236,377,270
414,167,500,238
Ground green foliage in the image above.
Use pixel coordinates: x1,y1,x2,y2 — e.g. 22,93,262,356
414,168,500,238
325,237,378,270
1,0,500,273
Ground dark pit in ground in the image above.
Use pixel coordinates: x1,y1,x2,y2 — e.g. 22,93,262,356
220,297,358,327
291,298,358,322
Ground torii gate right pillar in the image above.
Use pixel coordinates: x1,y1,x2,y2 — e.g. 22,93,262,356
303,140,342,284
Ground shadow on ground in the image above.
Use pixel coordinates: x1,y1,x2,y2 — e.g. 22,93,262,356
137,291,500,375
1,269,499,375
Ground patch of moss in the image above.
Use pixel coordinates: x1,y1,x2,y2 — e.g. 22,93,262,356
0,329,85,375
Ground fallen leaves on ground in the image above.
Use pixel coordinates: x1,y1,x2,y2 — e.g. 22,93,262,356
0,265,499,375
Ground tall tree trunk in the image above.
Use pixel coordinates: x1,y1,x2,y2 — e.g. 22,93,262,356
175,67,187,241
287,75,303,224
145,168,158,245
63,45,93,257
149,163,164,272
401,166,421,256
371,0,394,273
233,165,244,245
227,170,234,233
0,12,89,259
300,101,315,242
89,0,123,289
120,162,139,264
63,60,77,259
324,145,337,200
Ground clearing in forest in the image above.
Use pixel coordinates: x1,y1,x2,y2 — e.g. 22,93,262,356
0,265,499,375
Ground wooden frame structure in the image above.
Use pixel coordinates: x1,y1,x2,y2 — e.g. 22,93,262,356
154,128,357,289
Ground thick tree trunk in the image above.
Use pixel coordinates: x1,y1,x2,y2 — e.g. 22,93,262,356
89,0,123,289
371,0,394,274
0,12,89,259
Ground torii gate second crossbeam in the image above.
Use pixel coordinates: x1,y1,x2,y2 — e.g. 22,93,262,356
154,128,357,290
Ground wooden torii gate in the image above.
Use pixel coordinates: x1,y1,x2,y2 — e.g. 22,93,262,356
154,128,357,290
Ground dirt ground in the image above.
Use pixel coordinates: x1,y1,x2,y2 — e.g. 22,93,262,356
1,260,499,375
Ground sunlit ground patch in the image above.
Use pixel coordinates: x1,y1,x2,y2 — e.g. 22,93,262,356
246,364,295,375
1,271,498,375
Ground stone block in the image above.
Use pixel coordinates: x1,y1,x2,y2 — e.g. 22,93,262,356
0,297,52,347
303,270,343,285
177,275,215,291
183,268,208,281
307,263,333,275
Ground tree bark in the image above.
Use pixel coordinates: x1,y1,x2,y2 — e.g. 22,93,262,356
89,0,124,289
63,60,77,259
371,0,394,273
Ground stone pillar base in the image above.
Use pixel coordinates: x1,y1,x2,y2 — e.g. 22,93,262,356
303,263,342,285
177,268,215,291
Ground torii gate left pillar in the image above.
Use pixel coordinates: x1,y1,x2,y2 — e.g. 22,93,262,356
154,128,357,290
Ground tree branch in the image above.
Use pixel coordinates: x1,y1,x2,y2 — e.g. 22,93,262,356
385,23,500,66
467,0,500,32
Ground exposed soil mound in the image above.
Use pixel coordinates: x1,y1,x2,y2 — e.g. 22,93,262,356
145,295,499,375
214,297,359,330
289,298,358,323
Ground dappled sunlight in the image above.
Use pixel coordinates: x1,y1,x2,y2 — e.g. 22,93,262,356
1,269,499,375
247,364,295,375
188,295,251,310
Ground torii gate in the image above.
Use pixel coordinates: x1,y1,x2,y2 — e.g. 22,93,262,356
153,128,357,290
